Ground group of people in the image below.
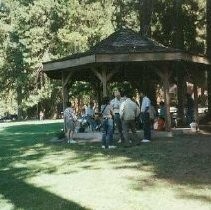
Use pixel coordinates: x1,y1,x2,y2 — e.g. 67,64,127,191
63,89,163,148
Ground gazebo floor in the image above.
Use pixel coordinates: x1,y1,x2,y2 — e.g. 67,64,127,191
50,128,199,143
73,128,195,141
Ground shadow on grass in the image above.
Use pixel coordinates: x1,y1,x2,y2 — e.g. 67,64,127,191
0,122,91,210
178,191,211,203
57,135,211,186
1,121,211,207
0,169,90,210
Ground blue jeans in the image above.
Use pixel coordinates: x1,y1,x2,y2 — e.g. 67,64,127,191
186,109,194,125
102,118,114,147
85,115,96,131
114,113,124,142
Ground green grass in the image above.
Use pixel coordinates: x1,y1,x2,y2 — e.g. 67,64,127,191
0,120,211,210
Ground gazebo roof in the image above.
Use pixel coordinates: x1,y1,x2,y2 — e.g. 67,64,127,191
45,28,180,63
89,28,179,54
43,28,211,79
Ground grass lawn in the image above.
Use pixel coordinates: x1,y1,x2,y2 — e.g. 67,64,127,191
0,120,211,210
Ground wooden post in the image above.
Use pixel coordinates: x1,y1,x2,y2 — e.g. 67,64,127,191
101,70,107,97
62,72,67,111
193,83,199,126
62,71,73,132
192,65,199,127
92,67,119,97
163,67,171,131
176,63,187,126
62,71,73,111
156,65,171,131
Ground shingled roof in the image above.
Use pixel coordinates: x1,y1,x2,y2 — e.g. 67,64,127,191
45,28,180,63
89,28,179,54
43,28,210,76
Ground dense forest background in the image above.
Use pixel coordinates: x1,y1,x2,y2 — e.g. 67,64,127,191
0,0,210,119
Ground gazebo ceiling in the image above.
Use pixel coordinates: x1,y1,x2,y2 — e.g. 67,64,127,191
43,28,211,79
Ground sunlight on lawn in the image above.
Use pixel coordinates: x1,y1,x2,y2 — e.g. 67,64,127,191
24,147,210,210
0,195,15,210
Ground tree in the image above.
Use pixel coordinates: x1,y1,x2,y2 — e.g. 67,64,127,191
0,0,117,117
139,0,153,36
0,0,209,119
207,0,211,116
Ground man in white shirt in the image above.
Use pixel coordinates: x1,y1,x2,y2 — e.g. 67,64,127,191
110,90,124,143
140,92,151,142
141,95,151,113
120,91,140,147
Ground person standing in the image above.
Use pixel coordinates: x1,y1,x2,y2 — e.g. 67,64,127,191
101,97,115,149
39,111,44,120
85,102,96,131
140,92,151,142
110,89,124,143
154,101,166,131
120,91,140,147
64,102,77,143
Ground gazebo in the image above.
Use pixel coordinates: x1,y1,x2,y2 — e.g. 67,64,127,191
42,28,211,131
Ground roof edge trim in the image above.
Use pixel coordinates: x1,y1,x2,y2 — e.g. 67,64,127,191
43,54,96,71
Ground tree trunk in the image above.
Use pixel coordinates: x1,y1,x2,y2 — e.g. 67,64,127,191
139,0,153,36
193,83,199,125
176,65,187,126
207,0,211,116
17,85,23,120
173,0,186,126
163,68,171,131
173,0,184,48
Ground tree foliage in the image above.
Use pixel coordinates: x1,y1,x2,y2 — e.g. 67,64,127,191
0,0,209,118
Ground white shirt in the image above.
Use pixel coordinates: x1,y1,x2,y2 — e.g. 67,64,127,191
64,107,77,121
141,96,151,112
120,98,140,121
101,104,113,118
110,97,121,114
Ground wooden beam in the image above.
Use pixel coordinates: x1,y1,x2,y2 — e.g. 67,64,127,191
92,68,107,96
96,52,211,64
62,72,69,112
107,68,119,81
102,70,107,97
96,52,182,63
63,71,73,87
92,68,103,81
92,67,119,97
43,55,96,71
181,53,211,65
43,52,211,74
